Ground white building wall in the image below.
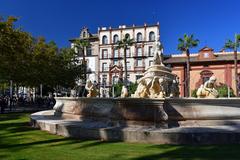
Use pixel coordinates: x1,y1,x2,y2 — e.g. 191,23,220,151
97,24,159,97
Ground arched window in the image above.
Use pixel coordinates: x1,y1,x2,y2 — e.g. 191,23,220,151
125,33,130,39
200,70,213,83
113,34,119,43
102,35,108,44
136,32,142,42
149,31,155,41
83,32,86,38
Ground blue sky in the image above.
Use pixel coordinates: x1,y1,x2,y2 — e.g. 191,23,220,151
0,0,240,54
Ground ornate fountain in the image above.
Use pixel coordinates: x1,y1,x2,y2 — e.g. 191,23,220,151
31,37,240,145
133,37,179,98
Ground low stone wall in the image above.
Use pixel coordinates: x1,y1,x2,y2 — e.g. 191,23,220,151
165,98,240,120
54,97,167,127
54,97,240,127
31,97,240,144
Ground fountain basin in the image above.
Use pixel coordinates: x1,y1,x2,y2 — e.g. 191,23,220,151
31,97,240,144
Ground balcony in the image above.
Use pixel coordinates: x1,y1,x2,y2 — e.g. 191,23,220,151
109,56,123,59
134,66,145,71
132,54,147,58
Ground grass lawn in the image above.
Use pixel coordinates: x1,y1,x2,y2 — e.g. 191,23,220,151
1,113,240,160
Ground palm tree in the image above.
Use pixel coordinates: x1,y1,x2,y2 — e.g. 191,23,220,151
177,34,199,97
116,35,134,88
74,39,90,83
224,34,240,97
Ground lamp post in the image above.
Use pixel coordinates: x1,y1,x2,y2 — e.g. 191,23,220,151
40,84,43,98
10,80,13,98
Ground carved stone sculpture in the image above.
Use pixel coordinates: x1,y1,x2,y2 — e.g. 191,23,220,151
121,86,128,98
85,79,98,97
196,76,219,98
134,79,150,98
132,36,179,99
149,77,165,98
152,35,164,66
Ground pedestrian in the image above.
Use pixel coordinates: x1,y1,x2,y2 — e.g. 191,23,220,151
0,96,6,114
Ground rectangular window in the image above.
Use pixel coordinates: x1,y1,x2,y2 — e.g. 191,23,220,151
87,47,92,56
102,49,108,59
102,75,107,84
137,47,142,57
136,58,143,67
102,63,108,71
149,46,153,56
126,48,131,57
113,59,118,65
114,49,118,58
126,61,131,69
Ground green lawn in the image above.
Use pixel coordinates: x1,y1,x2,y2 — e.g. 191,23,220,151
1,113,240,160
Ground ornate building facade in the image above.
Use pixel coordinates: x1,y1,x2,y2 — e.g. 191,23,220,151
71,23,161,97
164,47,240,97
70,27,99,84
98,23,160,97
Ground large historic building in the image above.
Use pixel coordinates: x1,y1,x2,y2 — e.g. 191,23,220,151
70,24,239,98
98,23,160,96
164,47,240,97
70,27,99,84
71,23,161,97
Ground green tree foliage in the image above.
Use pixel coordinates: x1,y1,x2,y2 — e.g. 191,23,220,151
223,34,240,96
0,16,82,95
73,39,90,83
116,35,134,87
112,82,123,97
191,89,197,98
128,82,138,95
177,34,199,97
217,83,235,97
112,81,138,97
0,16,33,85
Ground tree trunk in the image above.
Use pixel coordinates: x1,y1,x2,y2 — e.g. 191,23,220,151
234,50,238,96
124,48,128,87
81,47,87,97
83,46,87,82
186,49,190,97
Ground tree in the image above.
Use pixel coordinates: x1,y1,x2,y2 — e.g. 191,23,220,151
0,15,82,97
116,35,134,88
74,39,90,83
0,16,33,97
31,38,82,95
224,34,240,96
177,34,199,97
